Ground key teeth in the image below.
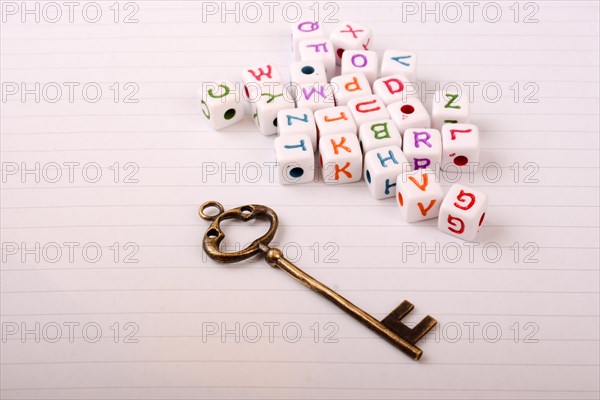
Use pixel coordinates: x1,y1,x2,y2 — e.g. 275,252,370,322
381,300,438,345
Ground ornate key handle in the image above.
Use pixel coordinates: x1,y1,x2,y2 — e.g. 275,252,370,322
198,201,278,263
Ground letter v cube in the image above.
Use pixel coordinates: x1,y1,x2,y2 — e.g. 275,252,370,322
396,170,444,222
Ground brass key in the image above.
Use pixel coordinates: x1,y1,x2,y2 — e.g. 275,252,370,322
198,201,437,360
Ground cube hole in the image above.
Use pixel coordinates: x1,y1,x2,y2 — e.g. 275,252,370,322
289,167,304,178
301,66,315,75
400,105,414,114
224,108,236,120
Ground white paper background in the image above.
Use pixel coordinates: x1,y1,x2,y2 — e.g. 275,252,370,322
1,1,599,399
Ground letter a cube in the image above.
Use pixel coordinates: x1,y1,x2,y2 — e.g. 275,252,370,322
363,145,408,199
431,89,470,130
403,128,442,172
199,80,245,130
438,184,488,241
274,134,315,185
441,123,480,171
330,21,373,65
396,170,444,222
319,133,362,184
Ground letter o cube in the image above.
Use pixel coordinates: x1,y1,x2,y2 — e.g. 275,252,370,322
396,170,444,222
199,80,245,130
364,145,408,199
341,50,378,84
438,183,488,241
319,133,362,184
274,134,315,185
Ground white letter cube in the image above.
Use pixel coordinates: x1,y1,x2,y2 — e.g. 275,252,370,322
441,123,480,171
380,50,417,82
274,134,315,185
319,133,362,184
298,39,336,80
363,145,408,199
358,119,402,154
314,106,357,137
373,74,412,105
347,95,390,126
199,80,245,130
291,21,326,60
242,64,284,101
330,73,372,106
438,183,488,241
277,108,317,151
388,97,431,133
403,128,442,173
252,87,294,136
295,83,336,112
432,89,470,130
341,50,378,84
396,170,444,222
330,21,373,65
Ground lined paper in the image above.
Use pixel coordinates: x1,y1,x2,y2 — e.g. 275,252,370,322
1,1,599,399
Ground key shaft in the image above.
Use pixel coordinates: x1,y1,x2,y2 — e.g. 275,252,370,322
261,245,429,360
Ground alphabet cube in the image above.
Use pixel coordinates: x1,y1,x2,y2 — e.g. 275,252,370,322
432,89,470,130
358,119,402,154
380,50,417,82
363,145,408,199
291,21,326,60
298,39,336,80
274,134,315,185
295,83,336,112
347,95,390,126
277,108,317,151
388,97,431,133
441,123,480,171
330,21,373,65
314,106,357,137
438,183,488,241
199,80,245,130
319,133,362,184
403,128,442,172
330,73,372,106
290,60,327,85
242,64,284,102
396,170,444,222
373,74,411,105
341,50,378,84
251,87,294,136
